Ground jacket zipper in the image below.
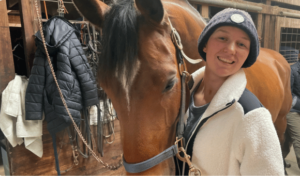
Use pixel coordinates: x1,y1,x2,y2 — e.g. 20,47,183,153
181,99,236,175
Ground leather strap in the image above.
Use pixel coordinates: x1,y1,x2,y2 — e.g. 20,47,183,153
97,104,104,157
76,108,92,158
123,145,178,173
176,70,186,141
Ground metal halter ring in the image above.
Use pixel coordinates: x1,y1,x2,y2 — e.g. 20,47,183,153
171,29,183,50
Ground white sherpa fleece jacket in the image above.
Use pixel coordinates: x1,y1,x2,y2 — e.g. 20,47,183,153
185,67,284,175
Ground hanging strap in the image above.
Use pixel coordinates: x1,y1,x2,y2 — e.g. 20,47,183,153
51,134,61,176
97,104,104,156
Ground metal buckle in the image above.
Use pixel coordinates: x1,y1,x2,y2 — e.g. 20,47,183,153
175,137,202,176
189,166,202,176
182,71,192,84
72,146,79,165
171,28,183,50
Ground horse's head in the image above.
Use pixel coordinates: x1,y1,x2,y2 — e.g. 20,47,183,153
73,0,205,174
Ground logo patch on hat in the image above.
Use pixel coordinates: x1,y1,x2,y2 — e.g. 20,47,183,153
231,14,244,23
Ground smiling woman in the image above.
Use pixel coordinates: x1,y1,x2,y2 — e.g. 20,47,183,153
204,26,250,78
181,8,285,175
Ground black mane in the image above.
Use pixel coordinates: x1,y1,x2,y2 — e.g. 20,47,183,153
99,0,139,85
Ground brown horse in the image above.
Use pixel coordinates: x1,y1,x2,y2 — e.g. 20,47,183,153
72,0,292,174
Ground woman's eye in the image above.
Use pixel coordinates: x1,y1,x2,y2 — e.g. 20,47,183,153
238,43,246,47
219,37,226,41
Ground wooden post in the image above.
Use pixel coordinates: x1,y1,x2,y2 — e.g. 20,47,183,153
0,0,15,94
274,16,281,52
269,15,276,50
19,0,40,76
263,14,271,48
257,13,263,46
201,5,209,19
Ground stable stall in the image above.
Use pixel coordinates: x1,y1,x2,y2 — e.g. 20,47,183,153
0,0,124,175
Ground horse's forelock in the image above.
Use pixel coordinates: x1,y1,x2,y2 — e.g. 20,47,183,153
100,0,139,90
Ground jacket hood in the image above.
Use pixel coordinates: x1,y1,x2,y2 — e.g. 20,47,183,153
35,16,78,55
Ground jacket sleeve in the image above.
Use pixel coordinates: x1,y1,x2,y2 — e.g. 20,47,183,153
233,108,284,176
25,48,45,120
68,33,98,107
290,66,295,96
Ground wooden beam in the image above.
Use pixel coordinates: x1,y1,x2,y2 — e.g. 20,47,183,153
18,0,40,76
274,16,281,52
7,10,19,15
257,13,263,46
189,0,300,16
271,0,300,7
0,0,15,94
8,14,21,27
263,14,271,48
269,15,276,50
201,5,209,19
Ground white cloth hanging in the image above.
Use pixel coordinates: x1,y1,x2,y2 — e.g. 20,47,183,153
0,75,43,157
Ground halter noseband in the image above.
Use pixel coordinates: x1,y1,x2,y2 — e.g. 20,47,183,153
122,18,202,175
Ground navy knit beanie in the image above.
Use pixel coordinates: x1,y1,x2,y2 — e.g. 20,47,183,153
198,8,259,68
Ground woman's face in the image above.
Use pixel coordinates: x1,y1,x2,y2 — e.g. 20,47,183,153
203,26,250,78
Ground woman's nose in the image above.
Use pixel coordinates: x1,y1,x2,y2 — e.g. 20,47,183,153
224,42,236,55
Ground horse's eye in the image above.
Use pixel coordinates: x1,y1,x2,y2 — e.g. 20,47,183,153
163,80,176,92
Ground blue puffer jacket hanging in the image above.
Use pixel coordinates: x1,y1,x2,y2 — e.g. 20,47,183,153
25,16,98,175
25,16,98,134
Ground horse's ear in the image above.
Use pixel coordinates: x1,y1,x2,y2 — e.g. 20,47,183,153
72,0,108,28
135,0,164,23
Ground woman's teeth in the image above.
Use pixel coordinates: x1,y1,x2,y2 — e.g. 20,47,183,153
217,56,234,64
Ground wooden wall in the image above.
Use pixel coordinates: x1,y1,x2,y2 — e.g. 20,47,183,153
274,17,300,52
271,0,300,6
19,0,40,76
2,1,126,175
188,0,300,52
262,14,277,50
7,120,125,175
0,0,15,95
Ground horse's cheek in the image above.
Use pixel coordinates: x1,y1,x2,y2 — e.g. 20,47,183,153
160,91,180,128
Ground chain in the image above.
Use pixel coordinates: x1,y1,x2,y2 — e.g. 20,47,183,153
34,0,122,170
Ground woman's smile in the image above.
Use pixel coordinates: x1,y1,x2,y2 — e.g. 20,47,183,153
217,56,235,64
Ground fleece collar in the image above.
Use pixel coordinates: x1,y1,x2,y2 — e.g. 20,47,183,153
191,67,247,119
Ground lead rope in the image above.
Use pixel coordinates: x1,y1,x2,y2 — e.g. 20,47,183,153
34,0,122,170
